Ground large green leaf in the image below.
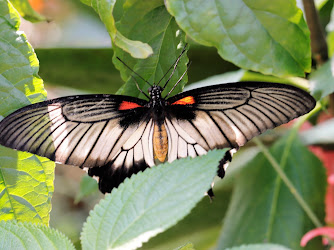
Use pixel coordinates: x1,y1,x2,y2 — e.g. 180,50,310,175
309,56,334,100
165,0,311,77
113,0,188,98
10,0,46,22
0,0,54,225
217,136,326,250
81,0,153,59
0,146,54,225
81,149,228,250
0,221,74,250
0,0,46,120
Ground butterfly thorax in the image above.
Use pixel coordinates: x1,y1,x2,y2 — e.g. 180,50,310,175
148,85,168,162
148,85,166,108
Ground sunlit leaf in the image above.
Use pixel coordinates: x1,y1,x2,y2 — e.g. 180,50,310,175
0,146,55,225
0,0,54,225
0,0,46,119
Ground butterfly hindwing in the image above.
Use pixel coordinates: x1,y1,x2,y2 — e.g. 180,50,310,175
88,119,155,193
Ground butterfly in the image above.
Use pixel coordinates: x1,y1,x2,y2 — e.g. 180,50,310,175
0,50,316,193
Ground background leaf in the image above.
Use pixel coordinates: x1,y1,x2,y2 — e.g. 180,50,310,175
0,146,55,225
113,0,188,98
81,0,152,59
309,56,334,100
74,175,99,204
299,118,334,145
165,0,311,77
217,136,326,250
0,0,46,119
10,0,46,22
225,243,292,250
81,149,228,250
0,221,74,250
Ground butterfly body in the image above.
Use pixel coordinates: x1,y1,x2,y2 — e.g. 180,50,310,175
0,81,316,193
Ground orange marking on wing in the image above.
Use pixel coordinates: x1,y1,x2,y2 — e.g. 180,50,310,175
119,101,142,110
172,96,195,105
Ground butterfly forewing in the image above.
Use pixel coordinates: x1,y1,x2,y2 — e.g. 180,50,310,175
166,82,316,150
0,94,149,169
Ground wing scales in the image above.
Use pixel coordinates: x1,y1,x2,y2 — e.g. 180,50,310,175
168,82,316,150
88,119,154,193
165,119,207,163
0,95,148,168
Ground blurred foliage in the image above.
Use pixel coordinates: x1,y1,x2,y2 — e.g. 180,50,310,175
37,47,237,94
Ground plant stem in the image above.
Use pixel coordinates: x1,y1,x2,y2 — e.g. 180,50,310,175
253,137,324,228
302,0,328,65
302,0,334,114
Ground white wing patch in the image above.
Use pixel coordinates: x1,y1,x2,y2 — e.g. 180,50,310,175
109,119,155,171
165,119,207,163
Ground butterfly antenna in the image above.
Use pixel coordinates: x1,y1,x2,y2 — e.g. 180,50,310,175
131,76,150,99
165,61,192,98
116,57,152,87
159,44,189,89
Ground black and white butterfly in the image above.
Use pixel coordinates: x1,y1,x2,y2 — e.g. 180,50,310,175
0,50,316,193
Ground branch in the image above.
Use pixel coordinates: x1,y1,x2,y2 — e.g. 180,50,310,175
302,0,328,65
302,0,334,114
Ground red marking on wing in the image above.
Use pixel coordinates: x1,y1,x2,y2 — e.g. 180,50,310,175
171,96,195,105
119,101,143,110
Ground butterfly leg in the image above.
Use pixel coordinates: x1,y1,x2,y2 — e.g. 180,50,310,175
206,148,239,201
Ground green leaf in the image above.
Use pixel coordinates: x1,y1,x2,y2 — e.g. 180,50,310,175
217,137,326,250
74,175,99,204
113,0,188,98
10,0,46,22
186,69,311,93
0,0,54,226
0,0,46,119
185,69,246,90
0,221,75,250
81,149,228,250
165,0,311,77
175,243,195,250
225,244,291,250
0,146,55,225
81,0,152,59
309,56,334,100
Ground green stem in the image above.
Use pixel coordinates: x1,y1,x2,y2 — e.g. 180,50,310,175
253,137,323,228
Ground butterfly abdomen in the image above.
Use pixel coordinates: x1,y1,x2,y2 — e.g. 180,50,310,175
153,122,168,162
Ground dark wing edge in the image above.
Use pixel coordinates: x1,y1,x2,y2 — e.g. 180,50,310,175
167,81,316,150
